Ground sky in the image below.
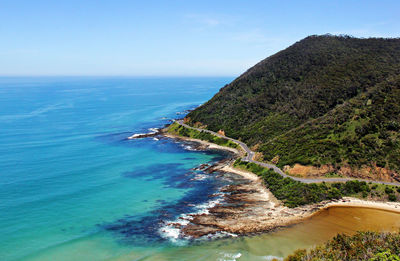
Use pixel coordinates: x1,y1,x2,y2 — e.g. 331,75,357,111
0,0,399,76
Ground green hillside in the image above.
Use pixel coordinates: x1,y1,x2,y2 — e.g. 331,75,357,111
187,35,400,178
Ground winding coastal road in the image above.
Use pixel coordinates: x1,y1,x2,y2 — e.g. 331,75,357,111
176,120,400,186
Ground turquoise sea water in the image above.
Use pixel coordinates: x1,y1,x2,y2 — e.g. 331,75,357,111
0,77,235,260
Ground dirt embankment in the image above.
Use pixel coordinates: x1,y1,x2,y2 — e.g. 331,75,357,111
284,163,400,183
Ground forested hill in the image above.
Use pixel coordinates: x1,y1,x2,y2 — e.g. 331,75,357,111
186,35,400,180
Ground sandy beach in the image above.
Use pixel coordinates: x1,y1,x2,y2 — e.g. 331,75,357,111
161,130,400,239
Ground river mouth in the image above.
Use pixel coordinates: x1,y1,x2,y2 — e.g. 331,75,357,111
122,206,400,260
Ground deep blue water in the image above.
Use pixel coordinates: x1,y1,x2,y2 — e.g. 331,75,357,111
0,77,234,260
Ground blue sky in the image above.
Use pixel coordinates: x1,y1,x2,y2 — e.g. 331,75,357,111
1,0,399,76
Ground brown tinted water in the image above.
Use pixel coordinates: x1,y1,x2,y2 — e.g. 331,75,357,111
138,206,400,261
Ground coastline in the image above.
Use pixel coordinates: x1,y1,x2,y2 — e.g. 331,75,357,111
161,130,400,239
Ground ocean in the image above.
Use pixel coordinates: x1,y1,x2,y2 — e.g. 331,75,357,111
0,77,236,260
2,77,400,261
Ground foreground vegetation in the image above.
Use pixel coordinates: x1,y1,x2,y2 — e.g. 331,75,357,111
167,122,238,149
285,231,400,260
187,35,400,176
234,159,400,207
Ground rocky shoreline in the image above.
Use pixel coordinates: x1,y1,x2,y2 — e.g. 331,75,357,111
148,131,400,241
181,158,400,240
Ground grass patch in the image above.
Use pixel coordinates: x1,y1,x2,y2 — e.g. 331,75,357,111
324,172,343,178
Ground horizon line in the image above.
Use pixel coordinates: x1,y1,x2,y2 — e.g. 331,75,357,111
0,74,237,78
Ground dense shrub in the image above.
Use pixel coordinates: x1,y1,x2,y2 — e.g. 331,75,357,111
285,231,400,260
389,194,397,201
386,186,394,194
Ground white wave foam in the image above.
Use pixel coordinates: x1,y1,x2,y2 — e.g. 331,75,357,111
200,231,238,241
217,252,242,261
127,133,146,139
194,196,223,215
127,128,160,139
159,195,225,243
182,145,196,151
191,174,208,181
148,127,159,133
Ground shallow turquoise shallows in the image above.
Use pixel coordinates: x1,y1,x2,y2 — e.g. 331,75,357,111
0,77,234,261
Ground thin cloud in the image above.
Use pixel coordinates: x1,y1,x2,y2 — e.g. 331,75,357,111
183,14,226,27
